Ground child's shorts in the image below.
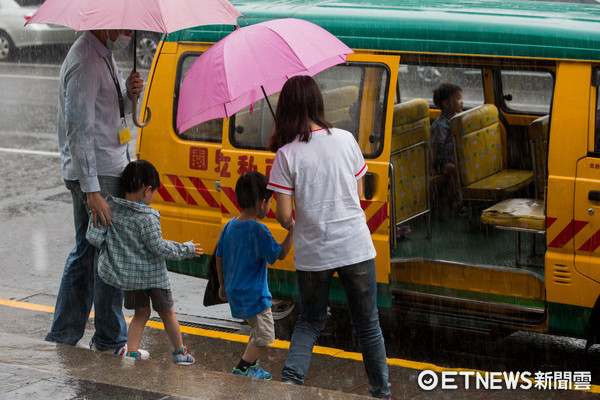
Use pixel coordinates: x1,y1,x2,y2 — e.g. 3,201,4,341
124,288,174,313
246,307,275,347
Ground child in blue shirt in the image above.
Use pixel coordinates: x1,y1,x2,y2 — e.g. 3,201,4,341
216,171,294,380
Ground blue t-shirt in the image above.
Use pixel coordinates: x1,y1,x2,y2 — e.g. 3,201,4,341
216,218,282,319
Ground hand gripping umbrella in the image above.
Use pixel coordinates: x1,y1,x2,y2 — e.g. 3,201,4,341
25,0,243,127
176,18,354,133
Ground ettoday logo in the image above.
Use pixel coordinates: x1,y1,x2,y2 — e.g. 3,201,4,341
417,370,592,391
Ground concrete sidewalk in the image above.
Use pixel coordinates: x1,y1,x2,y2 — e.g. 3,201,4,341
0,331,370,399
0,292,379,399
2,292,600,399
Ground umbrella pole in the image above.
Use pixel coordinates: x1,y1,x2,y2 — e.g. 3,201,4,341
261,86,275,119
133,30,137,73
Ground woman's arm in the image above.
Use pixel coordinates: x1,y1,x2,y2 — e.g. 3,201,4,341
278,220,294,260
357,176,364,199
275,193,294,229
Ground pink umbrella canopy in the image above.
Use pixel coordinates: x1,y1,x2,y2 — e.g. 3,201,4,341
25,0,242,128
25,0,242,33
176,18,354,133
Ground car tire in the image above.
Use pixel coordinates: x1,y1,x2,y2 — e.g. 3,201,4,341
0,31,15,61
135,31,160,70
272,300,298,341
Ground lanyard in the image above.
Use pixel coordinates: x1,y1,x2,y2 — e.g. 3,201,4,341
102,56,125,122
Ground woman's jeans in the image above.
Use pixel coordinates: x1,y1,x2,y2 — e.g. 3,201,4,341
281,259,391,398
45,178,127,350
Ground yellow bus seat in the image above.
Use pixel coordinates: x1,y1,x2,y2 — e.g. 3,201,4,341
481,198,545,231
390,98,431,237
529,115,549,199
450,104,533,201
481,198,545,265
323,85,358,121
322,85,359,133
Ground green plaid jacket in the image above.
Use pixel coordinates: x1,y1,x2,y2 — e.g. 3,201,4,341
86,196,194,290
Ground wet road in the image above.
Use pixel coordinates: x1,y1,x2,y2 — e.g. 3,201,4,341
1,49,600,398
0,49,237,325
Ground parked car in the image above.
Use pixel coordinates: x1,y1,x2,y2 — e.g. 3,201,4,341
130,30,162,70
0,0,77,60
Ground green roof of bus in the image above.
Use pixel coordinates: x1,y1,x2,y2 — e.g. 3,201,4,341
166,0,600,61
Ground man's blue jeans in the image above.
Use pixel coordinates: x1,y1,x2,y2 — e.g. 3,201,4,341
45,178,127,350
281,259,391,398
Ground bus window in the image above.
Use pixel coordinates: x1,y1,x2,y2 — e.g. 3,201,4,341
229,92,278,150
499,70,553,115
229,63,389,158
177,54,224,142
397,65,484,109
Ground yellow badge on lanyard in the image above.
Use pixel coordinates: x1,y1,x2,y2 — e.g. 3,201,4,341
118,120,131,144
119,127,131,144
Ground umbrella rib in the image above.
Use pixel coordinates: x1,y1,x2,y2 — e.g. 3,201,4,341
79,0,96,31
154,0,169,33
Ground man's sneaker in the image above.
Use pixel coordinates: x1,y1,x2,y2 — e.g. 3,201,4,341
90,342,149,359
172,346,195,365
233,363,272,380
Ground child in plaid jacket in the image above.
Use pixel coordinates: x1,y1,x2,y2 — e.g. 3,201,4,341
87,159,202,364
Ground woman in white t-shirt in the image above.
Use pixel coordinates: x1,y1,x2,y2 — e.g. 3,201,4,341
267,76,391,398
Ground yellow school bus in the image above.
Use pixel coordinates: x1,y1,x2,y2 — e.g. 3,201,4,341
136,0,600,345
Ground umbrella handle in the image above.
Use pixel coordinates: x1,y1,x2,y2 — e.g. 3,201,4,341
132,93,151,128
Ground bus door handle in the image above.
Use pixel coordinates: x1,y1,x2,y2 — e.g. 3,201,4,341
589,190,600,202
215,181,221,192
364,172,374,200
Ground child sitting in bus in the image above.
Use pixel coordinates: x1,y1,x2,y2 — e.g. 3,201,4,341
86,160,202,365
431,82,467,216
216,171,294,380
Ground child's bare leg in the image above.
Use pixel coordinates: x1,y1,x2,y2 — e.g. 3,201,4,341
128,306,151,352
158,308,183,350
234,334,264,372
242,335,263,364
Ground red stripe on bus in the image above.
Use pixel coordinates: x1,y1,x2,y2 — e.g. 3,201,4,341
546,216,557,229
222,186,241,212
157,183,175,203
578,229,600,252
167,175,198,206
188,176,220,208
366,204,388,234
548,219,588,248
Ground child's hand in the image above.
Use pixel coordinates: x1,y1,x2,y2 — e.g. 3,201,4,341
192,242,203,257
218,285,228,302
286,218,295,231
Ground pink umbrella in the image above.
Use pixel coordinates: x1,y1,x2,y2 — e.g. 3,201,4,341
25,0,243,127
176,18,354,133
25,0,241,33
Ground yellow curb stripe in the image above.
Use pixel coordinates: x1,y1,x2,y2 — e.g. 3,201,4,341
2,298,598,393
0,298,58,314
